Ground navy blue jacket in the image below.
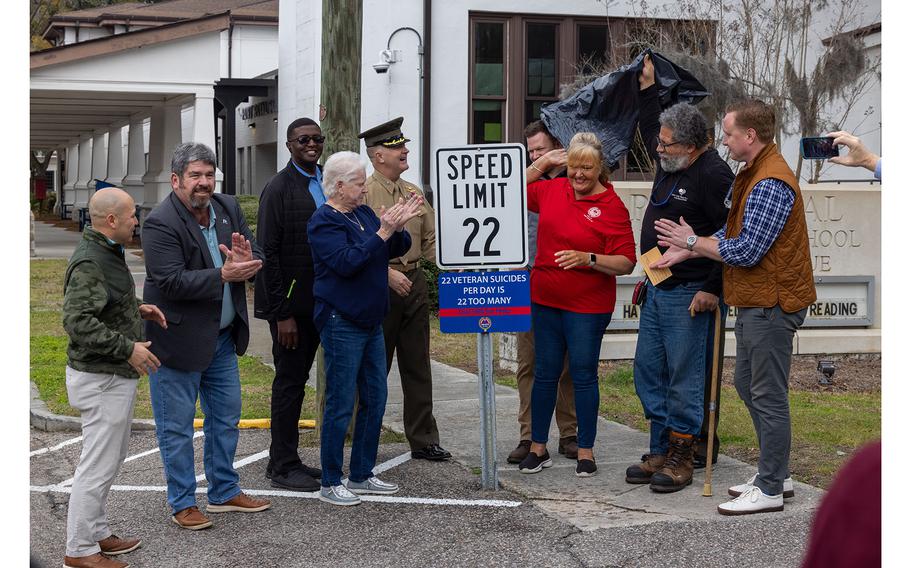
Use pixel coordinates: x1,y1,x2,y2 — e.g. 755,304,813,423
142,192,263,371
307,204,410,331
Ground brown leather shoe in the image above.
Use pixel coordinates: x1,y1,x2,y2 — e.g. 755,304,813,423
558,436,579,460
172,506,213,530
206,492,272,513
650,431,696,493
98,534,141,555
507,440,531,464
63,552,128,568
625,453,667,484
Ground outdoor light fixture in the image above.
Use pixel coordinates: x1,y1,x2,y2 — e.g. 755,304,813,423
248,122,256,129
817,359,836,386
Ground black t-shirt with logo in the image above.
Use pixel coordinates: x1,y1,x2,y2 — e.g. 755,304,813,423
638,85,734,295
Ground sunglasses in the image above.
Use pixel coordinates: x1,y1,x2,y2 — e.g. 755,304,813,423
289,135,325,145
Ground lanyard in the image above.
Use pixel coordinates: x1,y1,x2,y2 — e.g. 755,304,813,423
649,173,680,207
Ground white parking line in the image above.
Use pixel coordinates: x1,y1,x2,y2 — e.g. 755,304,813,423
32,441,521,509
60,431,205,487
29,484,522,508
30,435,83,457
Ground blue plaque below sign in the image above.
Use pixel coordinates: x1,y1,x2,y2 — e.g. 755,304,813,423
438,270,532,333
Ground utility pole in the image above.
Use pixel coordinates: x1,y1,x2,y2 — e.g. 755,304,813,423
315,0,363,436
319,0,363,155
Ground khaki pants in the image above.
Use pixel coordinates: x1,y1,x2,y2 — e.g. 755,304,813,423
516,328,577,441
65,367,137,557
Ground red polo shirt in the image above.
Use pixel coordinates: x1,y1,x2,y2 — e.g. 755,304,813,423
527,178,636,314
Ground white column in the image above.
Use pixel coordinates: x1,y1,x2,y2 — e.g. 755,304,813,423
73,135,93,210
122,114,148,205
52,148,64,215
142,100,183,209
192,90,224,192
63,140,79,216
105,123,127,187
90,130,108,193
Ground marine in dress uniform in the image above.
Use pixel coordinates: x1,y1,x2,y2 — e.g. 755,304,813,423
360,117,451,461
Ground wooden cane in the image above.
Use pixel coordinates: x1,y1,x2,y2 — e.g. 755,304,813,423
702,306,723,497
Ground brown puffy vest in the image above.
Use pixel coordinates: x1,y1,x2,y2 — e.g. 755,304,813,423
722,143,816,312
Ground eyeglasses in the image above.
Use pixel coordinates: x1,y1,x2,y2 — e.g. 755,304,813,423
656,139,683,150
289,135,325,145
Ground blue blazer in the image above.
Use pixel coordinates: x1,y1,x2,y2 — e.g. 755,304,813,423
141,192,264,372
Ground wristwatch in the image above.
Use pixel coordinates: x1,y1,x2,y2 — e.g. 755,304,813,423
589,253,597,266
686,235,698,251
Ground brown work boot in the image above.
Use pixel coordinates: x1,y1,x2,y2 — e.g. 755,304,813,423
625,453,667,484
206,492,272,513
650,431,696,493
97,535,141,556
558,436,579,460
63,553,128,568
172,505,213,530
507,440,532,464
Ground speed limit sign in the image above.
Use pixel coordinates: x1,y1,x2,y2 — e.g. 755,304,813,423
434,144,528,269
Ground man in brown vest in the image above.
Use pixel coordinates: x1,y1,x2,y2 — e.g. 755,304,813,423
652,99,816,515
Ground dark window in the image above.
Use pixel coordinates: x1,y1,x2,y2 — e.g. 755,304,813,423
577,24,610,75
471,20,506,143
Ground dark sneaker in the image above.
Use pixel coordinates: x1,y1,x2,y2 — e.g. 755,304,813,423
558,436,579,460
411,444,452,461
507,440,531,464
576,459,597,478
518,451,553,474
270,468,320,492
267,461,322,480
625,454,667,484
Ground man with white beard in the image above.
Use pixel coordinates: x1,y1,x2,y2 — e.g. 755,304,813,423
624,56,735,494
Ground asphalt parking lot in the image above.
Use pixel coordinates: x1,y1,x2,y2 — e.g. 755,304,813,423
30,428,585,568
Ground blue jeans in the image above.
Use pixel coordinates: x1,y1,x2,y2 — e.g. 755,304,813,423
319,311,388,487
149,329,242,513
633,281,726,455
531,303,612,449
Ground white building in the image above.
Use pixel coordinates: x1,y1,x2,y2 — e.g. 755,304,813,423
30,0,280,217
29,0,881,353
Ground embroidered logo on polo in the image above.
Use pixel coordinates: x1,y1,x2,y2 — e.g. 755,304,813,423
584,207,602,222
672,187,689,202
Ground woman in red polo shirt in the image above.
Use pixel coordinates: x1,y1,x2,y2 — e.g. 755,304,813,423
519,132,636,478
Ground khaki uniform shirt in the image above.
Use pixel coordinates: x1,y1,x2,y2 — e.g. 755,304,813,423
364,170,436,270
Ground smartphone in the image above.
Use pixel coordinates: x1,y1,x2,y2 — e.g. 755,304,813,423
800,136,839,160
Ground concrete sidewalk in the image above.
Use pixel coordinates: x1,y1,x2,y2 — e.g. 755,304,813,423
245,312,824,532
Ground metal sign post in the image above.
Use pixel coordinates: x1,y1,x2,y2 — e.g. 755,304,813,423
476,330,497,490
435,143,530,492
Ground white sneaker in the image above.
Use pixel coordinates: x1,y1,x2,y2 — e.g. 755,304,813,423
728,473,795,499
717,485,784,516
318,484,361,506
345,476,400,495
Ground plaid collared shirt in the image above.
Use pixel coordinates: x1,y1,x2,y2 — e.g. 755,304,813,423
713,178,795,267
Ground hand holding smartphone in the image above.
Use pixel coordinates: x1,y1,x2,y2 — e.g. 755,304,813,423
800,136,840,160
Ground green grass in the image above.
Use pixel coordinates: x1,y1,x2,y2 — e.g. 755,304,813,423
428,314,880,489
30,259,313,420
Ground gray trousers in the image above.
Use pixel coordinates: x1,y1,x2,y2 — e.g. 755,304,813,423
733,306,806,496
65,367,137,557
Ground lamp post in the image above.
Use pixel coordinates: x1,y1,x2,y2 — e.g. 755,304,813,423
374,26,428,201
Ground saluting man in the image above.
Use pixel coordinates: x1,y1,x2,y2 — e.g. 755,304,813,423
360,117,451,462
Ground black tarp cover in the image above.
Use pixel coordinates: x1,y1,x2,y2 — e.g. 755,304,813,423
540,49,709,169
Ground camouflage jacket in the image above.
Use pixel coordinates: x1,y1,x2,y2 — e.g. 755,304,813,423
62,227,142,378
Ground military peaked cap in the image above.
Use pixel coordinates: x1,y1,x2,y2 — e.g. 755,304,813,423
358,116,410,148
